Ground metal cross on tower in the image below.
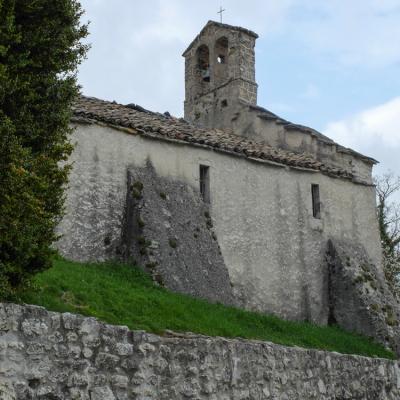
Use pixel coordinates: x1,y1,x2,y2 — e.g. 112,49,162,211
217,6,226,23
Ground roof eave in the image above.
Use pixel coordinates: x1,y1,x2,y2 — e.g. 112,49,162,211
246,102,378,165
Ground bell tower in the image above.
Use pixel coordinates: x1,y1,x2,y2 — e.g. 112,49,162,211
183,21,258,130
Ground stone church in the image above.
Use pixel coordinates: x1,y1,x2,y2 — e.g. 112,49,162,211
59,21,400,352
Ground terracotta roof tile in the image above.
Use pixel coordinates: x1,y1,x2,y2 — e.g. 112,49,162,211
72,96,354,180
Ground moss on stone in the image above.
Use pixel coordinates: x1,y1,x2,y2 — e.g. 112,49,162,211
370,303,380,313
360,264,370,272
137,236,146,245
131,188,142,199
354,275,364,285
153,272,164,286
386,316,397,327
132,181,144,191
382,304,393,313
169,238,177,249
146,262,157,269
131,181,144,199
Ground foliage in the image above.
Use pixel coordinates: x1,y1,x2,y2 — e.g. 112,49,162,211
0,0,88,299
382,244,400,298
375,172,400,297
20,258,395,359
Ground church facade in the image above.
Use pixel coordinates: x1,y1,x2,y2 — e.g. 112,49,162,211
59,21,385,328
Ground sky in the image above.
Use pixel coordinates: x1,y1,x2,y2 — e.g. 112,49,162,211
78,0,400,178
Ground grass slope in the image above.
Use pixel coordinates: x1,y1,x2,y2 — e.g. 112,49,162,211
20,258,394,359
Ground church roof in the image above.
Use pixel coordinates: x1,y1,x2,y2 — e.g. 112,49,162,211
72,95,362,180
248,103,377,164
182,20,258,57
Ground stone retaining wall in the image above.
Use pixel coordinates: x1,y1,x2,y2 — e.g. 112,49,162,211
1,303,399,399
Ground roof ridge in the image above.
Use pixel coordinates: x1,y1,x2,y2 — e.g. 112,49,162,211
72,95,358,182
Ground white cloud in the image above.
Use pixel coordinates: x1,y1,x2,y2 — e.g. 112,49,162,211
324,98,400,178
324,97,400,149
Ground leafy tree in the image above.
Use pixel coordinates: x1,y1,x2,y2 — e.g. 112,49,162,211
375,172,400,296
0,0,88,299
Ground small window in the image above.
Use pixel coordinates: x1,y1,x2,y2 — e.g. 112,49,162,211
199,165,210,203
311,184,321,219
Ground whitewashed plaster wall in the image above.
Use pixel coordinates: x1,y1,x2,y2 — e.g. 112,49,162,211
57,122,381,324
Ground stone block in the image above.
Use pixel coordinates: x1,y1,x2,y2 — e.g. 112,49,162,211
1,302,399,399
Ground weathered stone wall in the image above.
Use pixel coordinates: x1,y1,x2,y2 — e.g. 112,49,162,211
183,21,258,128
120,162,235,306
57,122,382,324
327,240,400,356
1,303,399,400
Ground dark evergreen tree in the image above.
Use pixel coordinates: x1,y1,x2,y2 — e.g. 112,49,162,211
0,0,88,298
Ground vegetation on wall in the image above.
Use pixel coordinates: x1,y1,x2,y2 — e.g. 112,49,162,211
375,172,400,297
20,257,395,359
0,0,88,299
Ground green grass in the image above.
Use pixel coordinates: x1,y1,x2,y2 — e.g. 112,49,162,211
19,258,394,359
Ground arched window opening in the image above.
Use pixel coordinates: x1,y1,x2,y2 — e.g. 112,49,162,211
196,45,210,83
215,37,228,64
217,55,225,64
214,37,228,84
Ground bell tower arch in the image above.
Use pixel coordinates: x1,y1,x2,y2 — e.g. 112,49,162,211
183,21,258,130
